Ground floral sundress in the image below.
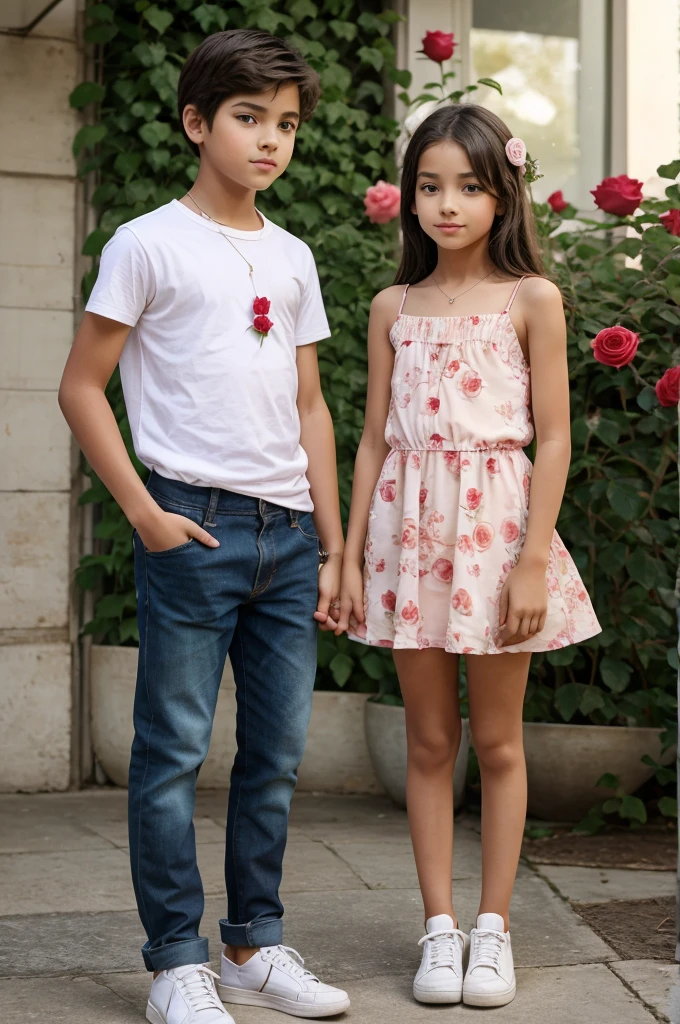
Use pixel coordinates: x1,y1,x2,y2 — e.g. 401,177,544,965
349,278,601,655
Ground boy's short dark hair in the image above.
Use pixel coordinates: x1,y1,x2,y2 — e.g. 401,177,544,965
178,29,321,155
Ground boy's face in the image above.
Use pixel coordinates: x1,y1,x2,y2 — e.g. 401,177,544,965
183,83,300,190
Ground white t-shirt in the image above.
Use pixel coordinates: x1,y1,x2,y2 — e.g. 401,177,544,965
86,200,330,511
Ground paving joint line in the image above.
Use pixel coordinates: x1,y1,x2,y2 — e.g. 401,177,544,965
605,960,670,1023
320,840,371,890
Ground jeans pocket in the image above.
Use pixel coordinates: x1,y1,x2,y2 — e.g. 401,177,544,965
293,513,319,542
144,537,195,557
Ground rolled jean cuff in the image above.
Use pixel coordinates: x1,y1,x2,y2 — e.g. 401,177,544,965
142,936,210,972
219,916,283,948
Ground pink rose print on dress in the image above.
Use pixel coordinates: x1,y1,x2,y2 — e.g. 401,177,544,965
501,518,520,544
431,558,453,583
486,457,499,475
419,487,428,505
425,396,441,415
430,433,445,449
443,359,460,378
430,350,440,362
467,564,481,577
381,590,397,611
451,588,473,616
375,559,386,572
466,487,483,511
458,370,483,399
380,479,397,502
444,451,460,475
401,600,419,624
457,534,474,556
402,339,413,347
473,522,494,551
470,315,480,325
401,519,418,549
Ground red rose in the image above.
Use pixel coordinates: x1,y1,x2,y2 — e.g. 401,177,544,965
660,209,680,236
466,487,482,511
253,314,274,334
379,478,396,502
591,326,639,369
381,590,397,612
430,433,445,448
431,558,453,583
421,30,455,63
253,296,271,315
425,396,440,415
655,366,680,407
473,523,494,551
451,588,473,616
501,518,520,544
401,600,419,624
591,175,643,217
547,190,569,214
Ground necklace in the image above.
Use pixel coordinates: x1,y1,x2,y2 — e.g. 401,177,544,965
185,191,273,342
432,269,495,305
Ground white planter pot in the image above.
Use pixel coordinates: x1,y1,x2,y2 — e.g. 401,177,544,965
364,700,469,810
523,721,676,821
89,645,383,794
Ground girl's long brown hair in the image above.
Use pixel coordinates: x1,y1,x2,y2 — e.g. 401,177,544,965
395,104,543,285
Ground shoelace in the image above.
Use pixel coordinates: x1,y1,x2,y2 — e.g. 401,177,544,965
470,929,505,972
178,965,225,1013
418,929,464,971
265,945,320,985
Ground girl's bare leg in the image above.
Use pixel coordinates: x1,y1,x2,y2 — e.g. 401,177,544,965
394,649,461,924
466,652,531,930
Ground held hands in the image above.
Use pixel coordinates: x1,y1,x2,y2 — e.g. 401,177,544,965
498,558,548,647
334,561,365,637
136,508,220,553
314,555,343,632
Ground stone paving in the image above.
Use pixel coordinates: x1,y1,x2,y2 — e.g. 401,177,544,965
0,789,678,1023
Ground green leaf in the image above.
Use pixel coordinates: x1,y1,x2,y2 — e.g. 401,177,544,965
477,77,502,94
580,687,605,715
627,548,662,589
360,652,388,681
82,228,112,256
143,4,174,33
69,82,106,109
132,41,167,67
138,120,172,148
600,656,633,693
357,46,384,72
657,159,680,179
72,124,107,156
596,773,620,790
606,480,647,522
554,683,586,722
328,19,356,40
192,4,228,32
389,67,412,88
289,0,318,21
329,652,354,688
87,3,114,22
84,22,118,43
658,796,678,818
602,798,622,814
620,795,647,823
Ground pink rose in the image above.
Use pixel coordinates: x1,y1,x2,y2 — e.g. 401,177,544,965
660,209,680,236
443,359,460,377
381,590,396,611
401,519,418,549
547,190,569,214
425,396,440,415
375,558,386,572
364,180,401,224
444,450,460,475
419,487,428,505
470,315,480,325
458,370,483,398
501,518,520,544
457,534,474,556
591,326,639,369
486,457,499,475
430,433,445,449
467,564,481,577
466,487,483,511
401,600,419,624
591,175,643,217
505,137,527,170
431,557,453,583
421,29,455,63
379,478,397,502
451,588,473,616
473,523,494,551
655,366,680,407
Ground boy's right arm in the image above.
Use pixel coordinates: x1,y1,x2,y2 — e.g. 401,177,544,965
335,287,400,634
59,312,219,552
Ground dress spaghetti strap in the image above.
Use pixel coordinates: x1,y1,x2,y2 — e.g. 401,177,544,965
504,276,526,313
398,284,410,316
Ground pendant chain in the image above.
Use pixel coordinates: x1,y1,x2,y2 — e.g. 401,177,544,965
185,191,257,295
432,269,495,305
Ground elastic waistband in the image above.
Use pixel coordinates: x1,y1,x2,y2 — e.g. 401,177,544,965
391,445,525,453
146,470,300,522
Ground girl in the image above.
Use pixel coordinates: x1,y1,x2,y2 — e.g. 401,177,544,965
337,105,601,1008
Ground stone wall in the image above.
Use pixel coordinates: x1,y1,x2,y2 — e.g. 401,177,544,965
0,0,82,791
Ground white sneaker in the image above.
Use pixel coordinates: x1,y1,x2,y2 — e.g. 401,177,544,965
218,945,351,1018
146,963,235,1024
463,913,516,1007
413,914,469,1004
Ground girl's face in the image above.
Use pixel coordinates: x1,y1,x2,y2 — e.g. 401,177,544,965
411,139,504,251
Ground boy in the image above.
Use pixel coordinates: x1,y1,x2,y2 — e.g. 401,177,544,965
59,29,349,1024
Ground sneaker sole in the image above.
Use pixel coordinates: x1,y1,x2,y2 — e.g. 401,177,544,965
413,985,463,1004
217,984,350,1018
463,982,516,1007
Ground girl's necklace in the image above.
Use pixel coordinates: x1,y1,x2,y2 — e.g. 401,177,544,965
432,269,495,305
184,191,273,341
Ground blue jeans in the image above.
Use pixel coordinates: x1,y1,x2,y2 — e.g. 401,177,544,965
128,471,320,972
